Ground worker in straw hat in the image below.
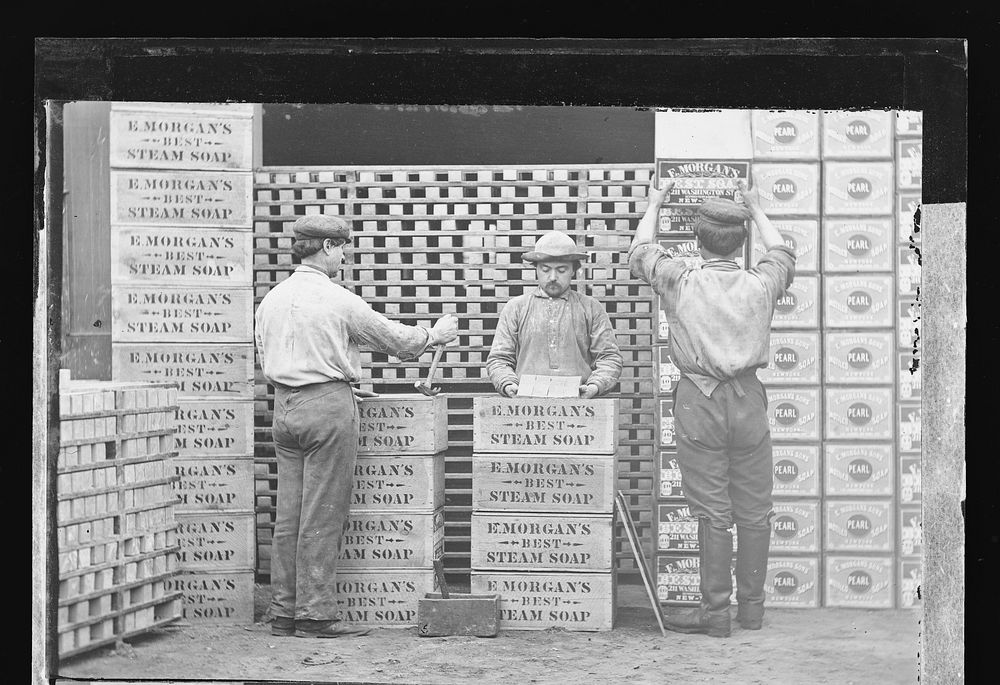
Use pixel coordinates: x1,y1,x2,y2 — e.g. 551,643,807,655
486,230,623,398
255,215,458,638
628,178,796,638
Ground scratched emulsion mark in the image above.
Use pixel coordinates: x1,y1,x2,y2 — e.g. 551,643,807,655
905,204,922,380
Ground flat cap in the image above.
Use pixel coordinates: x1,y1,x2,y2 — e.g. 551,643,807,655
292,215,352,240
697,198,752,225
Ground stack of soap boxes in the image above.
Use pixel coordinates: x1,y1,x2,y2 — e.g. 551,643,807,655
470,396,618,631
56,373,183,658
335,394,447,626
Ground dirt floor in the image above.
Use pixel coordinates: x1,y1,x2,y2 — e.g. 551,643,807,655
57,583,921,685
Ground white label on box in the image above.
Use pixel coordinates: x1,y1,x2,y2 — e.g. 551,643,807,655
656,555,737,606
898,298,921,351
824,388,893,440
760,332,820,385
657,160,749,206
659,451,684,498
657,503,698,552
772,276,820,329
899,456,922,504
111,170,253,228
772,444,820,497
898,404,921,453
898,246,921,296
823,444,894,496
824,332,894,384
825,556,893,608
659,400,676,447
764,557,820,608
751,220,818,272
767,389,821,442
899,505,923,557
822,218,893,272
751,163,820,215
823,162,895,216
895,111,923,137
657,345,682,394
824,275,894,328
899,559,923,608
896,139,922,190
825,500,893,552
821,111,894,159
898,352,921,401
770,501,819,553
751,111,820,159
897,193,922,245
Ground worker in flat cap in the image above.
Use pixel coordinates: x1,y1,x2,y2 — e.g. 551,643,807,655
486,230,623,398
254,215,458,638
628,178,795,638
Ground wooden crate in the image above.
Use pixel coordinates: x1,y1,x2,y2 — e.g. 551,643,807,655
172,457,255,510
164,569,255,624
339,508,444,569
110,284,255,343
174,511,255,571
472,397,618,455
112,343,255,399
357,394,448,455
470,571,615,631
174,399,254,458
352,453,445,511
471,453,616,513
334,569,438,627
471,512,613,572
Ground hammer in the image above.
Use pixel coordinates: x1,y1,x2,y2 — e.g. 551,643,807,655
414,344,445,396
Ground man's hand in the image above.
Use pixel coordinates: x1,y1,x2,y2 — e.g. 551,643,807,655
430,314,459,345
502,383,519,398
579,383,600,399
648,178,675,207
737,179,760,211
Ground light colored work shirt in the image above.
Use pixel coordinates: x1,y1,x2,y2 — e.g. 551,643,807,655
486,287,623,395
255,264,432,387
629,242,796,397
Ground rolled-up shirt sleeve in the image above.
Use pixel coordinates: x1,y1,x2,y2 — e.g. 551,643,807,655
485,300,521,393
749,245,797,303
347,297,432,361
628,243,688,314
584,299,623,394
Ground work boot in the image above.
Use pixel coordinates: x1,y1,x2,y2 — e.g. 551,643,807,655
664,519,733,638
295,619,371,638
270,615,295,636
735,524,771,630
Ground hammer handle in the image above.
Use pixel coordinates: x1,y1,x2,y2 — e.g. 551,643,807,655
426,344,445,382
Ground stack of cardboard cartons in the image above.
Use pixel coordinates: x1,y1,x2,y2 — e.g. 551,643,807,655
470,396,618,631
56,374,183,658
333,394,447,627
108,102,257,624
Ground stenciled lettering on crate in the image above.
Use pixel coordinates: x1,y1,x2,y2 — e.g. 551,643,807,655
823,162,895,216
473,397,618,455
899,505,923,557
471,513,614,571
824,556,894,608
824,387,894,441
352,453,445,511
764,557,820,608
111,285,254,343
111,227,253,286
767,388,821,442
772,276,820,329
760,332,820,385
164,570,255,623
357,394,448,455
174,400,254,457
656,160,749,206
751,220,819,272
658,451,684,498
771,500,820,553
899,455,921,504
772,444,820,498
111,170,253,228
824,275,894,329
172,457,254,511
471,572,616,631
334,569,438,627
174,511,255,570
472,453,616,513
823,218,893,272
823,332,894,385
338,509,444,569
110,105,254,171
112,343,254,399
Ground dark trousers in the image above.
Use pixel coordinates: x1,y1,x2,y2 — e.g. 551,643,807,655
673,374,774,533
268,381,359,621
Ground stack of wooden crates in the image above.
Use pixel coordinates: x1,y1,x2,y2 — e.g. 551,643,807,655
470,396,619,631
57,374,183,658
334,394,447,626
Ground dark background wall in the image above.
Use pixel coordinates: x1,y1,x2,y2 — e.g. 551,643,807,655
262,105,654,166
